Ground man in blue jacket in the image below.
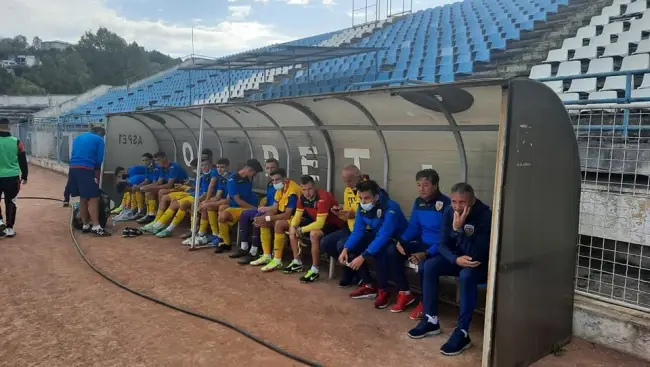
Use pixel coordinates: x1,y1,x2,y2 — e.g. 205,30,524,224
397,169,451,319
407,182,492,357
67,125,109,236
338,180,409,310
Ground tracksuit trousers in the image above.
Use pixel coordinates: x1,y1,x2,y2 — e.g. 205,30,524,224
0,176,20,228
422,255,488,331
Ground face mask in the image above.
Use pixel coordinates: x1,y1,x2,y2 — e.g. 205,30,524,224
273,181,284,190
360,202,374,211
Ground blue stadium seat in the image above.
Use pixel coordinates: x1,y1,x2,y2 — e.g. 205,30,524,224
60,0,565,118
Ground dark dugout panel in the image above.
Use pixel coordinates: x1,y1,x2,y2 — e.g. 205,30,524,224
489,79,580,366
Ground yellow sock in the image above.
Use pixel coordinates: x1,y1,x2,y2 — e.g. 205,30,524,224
147,199,157,215
158,208,176,226
170,210,186,227
155,207,165,222
218,222,231,245
199,219,210,234
208,210,219,235
261,227,272,256
121,192,129,207
130,192,137,209
190,215,195,232
135,191,144,212
273,232,286,260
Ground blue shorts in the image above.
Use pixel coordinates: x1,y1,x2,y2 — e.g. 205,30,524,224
127,174,146,186
67,168,100,199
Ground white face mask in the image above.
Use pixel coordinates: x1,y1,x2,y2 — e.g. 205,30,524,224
360,202,374,211
273,181,284,190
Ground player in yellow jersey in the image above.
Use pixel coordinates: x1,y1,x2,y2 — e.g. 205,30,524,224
249,168,301,271
321,164,370,287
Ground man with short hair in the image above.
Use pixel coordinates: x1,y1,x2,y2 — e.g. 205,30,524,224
67,124,109,236
0,118,28,237
407,182,492,357
397,169,451,318
230,158,280,264
137,151,188,224
181,157,230,242
212,158,264,253
149,158,216,238
249,168,301,271
339,180,409,310
284,175,346,282
185,157,232,245
113,153,156,221
321,165,368,287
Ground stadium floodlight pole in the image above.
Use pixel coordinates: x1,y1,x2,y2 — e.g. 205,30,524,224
189,107,205,250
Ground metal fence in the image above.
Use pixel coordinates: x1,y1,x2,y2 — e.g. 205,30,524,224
18,105,650,313
571,106,650,312
15,119,96,163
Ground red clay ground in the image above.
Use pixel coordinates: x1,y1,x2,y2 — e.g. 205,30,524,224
0,165,647,367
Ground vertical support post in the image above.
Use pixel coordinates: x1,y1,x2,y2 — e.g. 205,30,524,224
228,63,232,101
190,107,206,250
56,123,62,163
624,73,632,137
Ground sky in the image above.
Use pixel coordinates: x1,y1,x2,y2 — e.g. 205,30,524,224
0,0,455,58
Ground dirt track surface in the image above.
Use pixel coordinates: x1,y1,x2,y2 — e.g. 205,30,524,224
0,165,647,367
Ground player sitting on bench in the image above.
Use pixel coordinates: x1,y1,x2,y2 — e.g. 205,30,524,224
187,157,231,246
284,175,346,283
145,158,219,238
113,153,157,221
249,168,301,271
137,151,188,224
212,159,264,253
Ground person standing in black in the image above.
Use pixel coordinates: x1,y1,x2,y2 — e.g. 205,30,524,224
0,118,28,237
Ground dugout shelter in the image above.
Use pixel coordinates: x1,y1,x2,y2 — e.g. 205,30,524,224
102,78,581,366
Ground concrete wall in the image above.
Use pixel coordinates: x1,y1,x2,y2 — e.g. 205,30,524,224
574,295,650,361
32,85,112,118
579,182,650,246
0,95,76,108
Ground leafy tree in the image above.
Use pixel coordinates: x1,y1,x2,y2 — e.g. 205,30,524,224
32,37,42,50
0,28,181,95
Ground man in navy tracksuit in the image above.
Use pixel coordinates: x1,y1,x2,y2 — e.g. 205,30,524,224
338,180,410,311
397,169,451,320
67,125,110,236
407,182,492,357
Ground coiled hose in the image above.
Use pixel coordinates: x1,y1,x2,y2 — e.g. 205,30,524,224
17,196,324,367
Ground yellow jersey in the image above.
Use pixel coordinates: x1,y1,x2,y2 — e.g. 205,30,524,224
274,180,301,212
343,186,360,231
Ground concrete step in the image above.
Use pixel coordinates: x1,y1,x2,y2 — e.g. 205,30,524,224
469,0,611,79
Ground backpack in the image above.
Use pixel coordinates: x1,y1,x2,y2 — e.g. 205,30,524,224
71,191,113,230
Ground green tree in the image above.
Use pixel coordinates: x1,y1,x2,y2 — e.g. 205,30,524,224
1,28,181,95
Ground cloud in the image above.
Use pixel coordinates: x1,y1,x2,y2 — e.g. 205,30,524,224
228,5,252,20
285,0,309,5
322,0,335,4
0,0,293,58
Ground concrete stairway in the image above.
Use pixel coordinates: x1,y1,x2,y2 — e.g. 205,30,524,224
462,0,612,80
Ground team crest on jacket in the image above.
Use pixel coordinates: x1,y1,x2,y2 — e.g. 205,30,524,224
435,201,444,211
464,224,475,236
